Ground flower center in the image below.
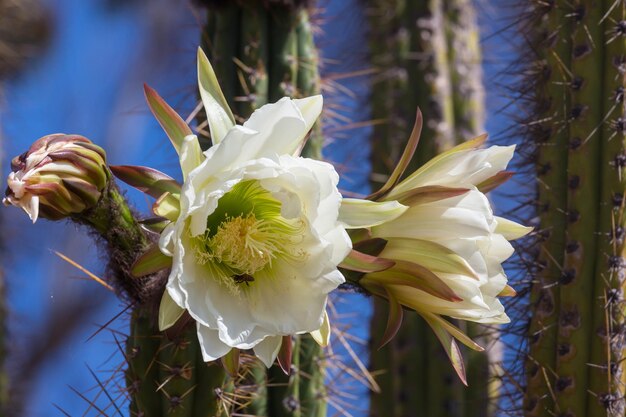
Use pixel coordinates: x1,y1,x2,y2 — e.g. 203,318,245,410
208,213,276,275
192,180,308,291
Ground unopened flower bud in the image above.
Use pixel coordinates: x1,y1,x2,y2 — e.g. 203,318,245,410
3,134,108,222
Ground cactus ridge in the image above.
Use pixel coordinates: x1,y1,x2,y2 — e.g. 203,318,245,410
196,3,330,416
366,0,496,416
519,1,626,416
126,310,234,417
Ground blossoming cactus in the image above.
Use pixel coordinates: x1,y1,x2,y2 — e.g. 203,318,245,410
199,2,326,415
112,48,339,415
367,0,495,415
4,36,531,417
146,53,349,367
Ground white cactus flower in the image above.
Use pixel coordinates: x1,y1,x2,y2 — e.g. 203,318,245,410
154,49,351,367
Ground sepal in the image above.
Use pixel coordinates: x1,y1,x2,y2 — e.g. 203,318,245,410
110,165,181,199
197,47,235,145
144,84,193,155
131,244,173,277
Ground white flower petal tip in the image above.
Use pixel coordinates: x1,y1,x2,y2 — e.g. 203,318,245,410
495,217,534,240
293,95,323,130
310,310,331,347
388,143,517,198
239,96,321,157
179,135,204,178
196,325,232,362
159,290,186,331
499,284,517,297
253,336,283,368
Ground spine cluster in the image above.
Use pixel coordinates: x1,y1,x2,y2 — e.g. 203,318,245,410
524,1,626,416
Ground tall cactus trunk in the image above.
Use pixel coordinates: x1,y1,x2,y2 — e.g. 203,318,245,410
367,0,491,416
199,1,326,416
523,1,626,416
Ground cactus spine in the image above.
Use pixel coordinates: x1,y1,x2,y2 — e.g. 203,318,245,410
524,3,570,415
367,0,491,416
200,1,326,415
524,1,626,416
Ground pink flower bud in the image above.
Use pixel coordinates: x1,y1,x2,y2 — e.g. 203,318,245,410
3,134,108,222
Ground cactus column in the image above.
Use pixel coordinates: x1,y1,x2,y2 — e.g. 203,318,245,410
524,1,626,416
198,1,326,416
367,0,489,416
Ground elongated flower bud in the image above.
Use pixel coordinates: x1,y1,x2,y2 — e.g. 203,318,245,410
3,134,108,222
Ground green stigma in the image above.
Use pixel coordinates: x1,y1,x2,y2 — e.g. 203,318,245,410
193,180,307,292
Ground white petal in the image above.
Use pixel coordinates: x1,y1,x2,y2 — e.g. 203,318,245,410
495,216,533,240
159,290,185,331
242,98,310,157
392,285,506,324
373,191,493,241
248,267,328,335
324,227,353,266
253,336,283,367
310,310,331,347
339,198,408,229
192,125,257,184
179,135,204,179
389,145,515,197
158,222,177,256
291,95,323,155
27,195,39,223
196,323,232,362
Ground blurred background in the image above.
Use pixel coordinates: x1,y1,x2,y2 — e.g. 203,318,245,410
0,0,519,416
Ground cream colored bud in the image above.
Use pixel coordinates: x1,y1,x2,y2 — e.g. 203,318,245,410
3,134,108,222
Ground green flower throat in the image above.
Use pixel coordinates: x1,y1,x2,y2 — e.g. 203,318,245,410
193,180,307,292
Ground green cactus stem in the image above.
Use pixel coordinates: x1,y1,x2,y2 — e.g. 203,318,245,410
73,181,152,303
267,6,299,102
524,1,626,416
126,307,163,417
295,8,323,157
238,3,269,117
553,3,602,415
199,2,328,416
157,324,198,416
126,310,230,417
367,0,489,416
523,3,571,416
268,337,302,417
192,349,230,417
238,356,268,415
444,0,484,141
586,3,626,416
296,335,327,417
